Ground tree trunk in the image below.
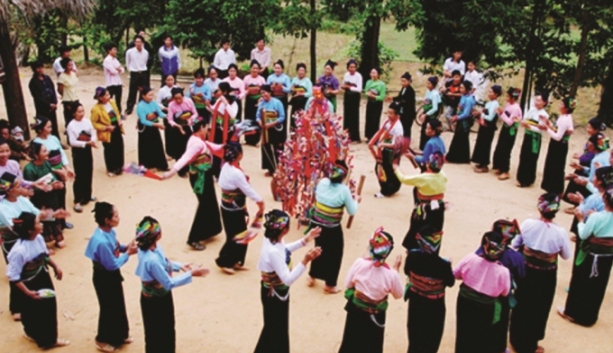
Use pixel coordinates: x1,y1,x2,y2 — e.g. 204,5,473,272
0,21,30,140
60,13,68,47
358,15,381,81
570,9,590,97
520,0,543,112
310,0,317,83
598,56,613,126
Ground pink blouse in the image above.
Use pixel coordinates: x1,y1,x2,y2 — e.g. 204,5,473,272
243,75,266,89
172,135,223,172
167,98,198,127
453,253,510,297
223,76,246,99
344,257,404,301
499,102,523,127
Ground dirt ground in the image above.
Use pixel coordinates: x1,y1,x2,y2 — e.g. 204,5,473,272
0,67,611,353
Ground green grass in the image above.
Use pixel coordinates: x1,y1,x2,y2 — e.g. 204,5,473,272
379,22,419,62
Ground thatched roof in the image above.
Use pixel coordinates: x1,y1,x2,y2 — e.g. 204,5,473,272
0,0,96,22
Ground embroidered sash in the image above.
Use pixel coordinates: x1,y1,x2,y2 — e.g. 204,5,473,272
406,271,445,300
459,283,502,324
309,201,343,227
522,246,557,271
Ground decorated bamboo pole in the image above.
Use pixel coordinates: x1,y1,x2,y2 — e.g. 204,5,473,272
346,175,366,229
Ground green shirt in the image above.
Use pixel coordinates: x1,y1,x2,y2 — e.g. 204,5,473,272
363,79,386,101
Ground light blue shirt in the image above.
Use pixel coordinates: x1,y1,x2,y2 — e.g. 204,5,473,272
315,178,358,216
186,83,212,102
137,100,166,127
0,197,40,224
135,246,192,291
291,77,313,98
586,151,610,182
204,78,221,94
457,94,476,120
424,89,440,116
578,211,613,240
415,136,446,165
84,228,129,271
267,73,291,95
33,135,69,166
256,97,286,124
304,97,335,113
483,100,499,122
577,192,605,218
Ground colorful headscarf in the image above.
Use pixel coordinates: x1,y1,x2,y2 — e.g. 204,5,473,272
415,225,442,254
135,218,161,248
0,172,17,195
428,152,445,173
537,193,560,214
264,210,290,231
589,132,609,152
481,231,505,261
492,219,520,243
329,162,348,181
369,227,394,267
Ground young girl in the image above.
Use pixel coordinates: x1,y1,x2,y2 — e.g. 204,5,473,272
289,62,313,129
223,63,246,121
137,86,168,171
267,59,291,129
84,202,136,352
342,59,363,142
447,80,476,164
369,102,404,198
418,77,441,151
338,228,403,353
91,87,125,177
66,102,97,212
317,60,340,111
209,81,239,178
215,142,264,274
166,87,198,176
254,210,321,353
471,85,502,172
364,67,387,141
492,87,522,181
157,75,177,112
516,92,549,187
134,216,209,353
244,60,266,145
185,68,212,120
7,212,69,349
204,66,221,96
540,96,575,194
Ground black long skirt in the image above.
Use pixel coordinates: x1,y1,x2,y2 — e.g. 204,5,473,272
215,207,248,268
338,300,386,353
455,292,497,353
255,285,290,353
2,240,22,315
275,95,289,134
365,100,384,141
516,132,541,187
235,99,243,122
103,127,125,174
308,225,343,287
245,96,260,145
492,296,511,353
163,118,176,158
510,267,557,353
446,125,471,164
407,294,446,353
261,126,285,174
564,253,613,326
541,138,569,194
19,269,58,348
376,148,401,196
419,117,434,151
562,169,590,205
93,266,129,347
402,202,445,251
344,91,361,142
165,121,191,162
289,96,308,131
471,124,496,167
140,292,175,353
138,125,168,170
492,124,517,173
188,172,222,243
72,146,93,205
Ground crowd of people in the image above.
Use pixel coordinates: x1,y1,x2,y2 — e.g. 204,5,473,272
0,32,612,353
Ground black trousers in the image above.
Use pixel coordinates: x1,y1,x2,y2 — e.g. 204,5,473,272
103,127,125,174
72,146,93,204
107,85,123,113
127,71,147,113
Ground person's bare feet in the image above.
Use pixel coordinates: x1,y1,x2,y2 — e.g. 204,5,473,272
557,306,575,323
95,340,117,352
307,276,315,287
124,336,134,344
233,264,250,271
324,286,341,294
492,169,501,175
12,313,20,321
498,173,510,181
220,267,235,275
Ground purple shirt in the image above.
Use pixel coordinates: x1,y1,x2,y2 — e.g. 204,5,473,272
0,160,31,189
317,74,339,91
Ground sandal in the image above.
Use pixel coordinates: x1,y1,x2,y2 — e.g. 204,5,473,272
73,204,83,213
55,241,67,249
12,313,21,321
124,336,134,344
220,267,235,275
95,341,117,352
535,346,545,353
557,306,575,323
233,264,250,271
188,242,205,251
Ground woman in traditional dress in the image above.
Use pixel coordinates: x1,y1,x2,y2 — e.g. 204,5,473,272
516,92,549,187
338,227,403,353
244,60,267,145
447,80,476,164
492,87,522,181
205,66,221,96
369,102,404,198
392,72,416,139
307,160,359,293
510,193,572,353
364,67,387,141
267,59,291,129
185,68,212,121
289,63,312,130
7,212,69,349
540,97,576,194
84,202,136,352
215,142,264,274
157,75,178,158
408,119,446,171
395,152,447,251
137,86,168,171
342,59,363,142
454,231,511,353
91,87,125,177
223,63,246,122
166,87,198,177
418,77,441,151
66,102,97,213
162,116,223,250
317,60,340,112
254,210,322,353
471,85,502,172
559,188,613,326
257,84,286,176
209,81,239,178
405,225,455,353
134,216,209,353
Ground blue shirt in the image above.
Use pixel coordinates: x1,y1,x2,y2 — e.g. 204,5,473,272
34,135,69,166
315,178,358,216
415,136,446,165
256,97,286,124
578,192,605,217
137,100,166,127
267,73,291,95
304,97,335,113
457,94,476,120
424,89,440,116
84,228,129,271
586,151,611,182
185,83,212,103
135,246,192,291
291,77,313,98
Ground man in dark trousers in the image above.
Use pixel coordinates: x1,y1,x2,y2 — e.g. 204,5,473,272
28,61,60,138
393,72,416,139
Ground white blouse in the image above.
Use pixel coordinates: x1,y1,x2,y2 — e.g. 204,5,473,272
342,72,363,93
257,237,306,286
6,235,48,281
511,218,572,259
218,163,262,202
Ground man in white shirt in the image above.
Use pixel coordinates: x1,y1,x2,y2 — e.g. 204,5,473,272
103,44,125,112
250,38,271,79
213,39,236,80
443,50,465,81
125,35,149,114
53,45,78,78
463,60,486,102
